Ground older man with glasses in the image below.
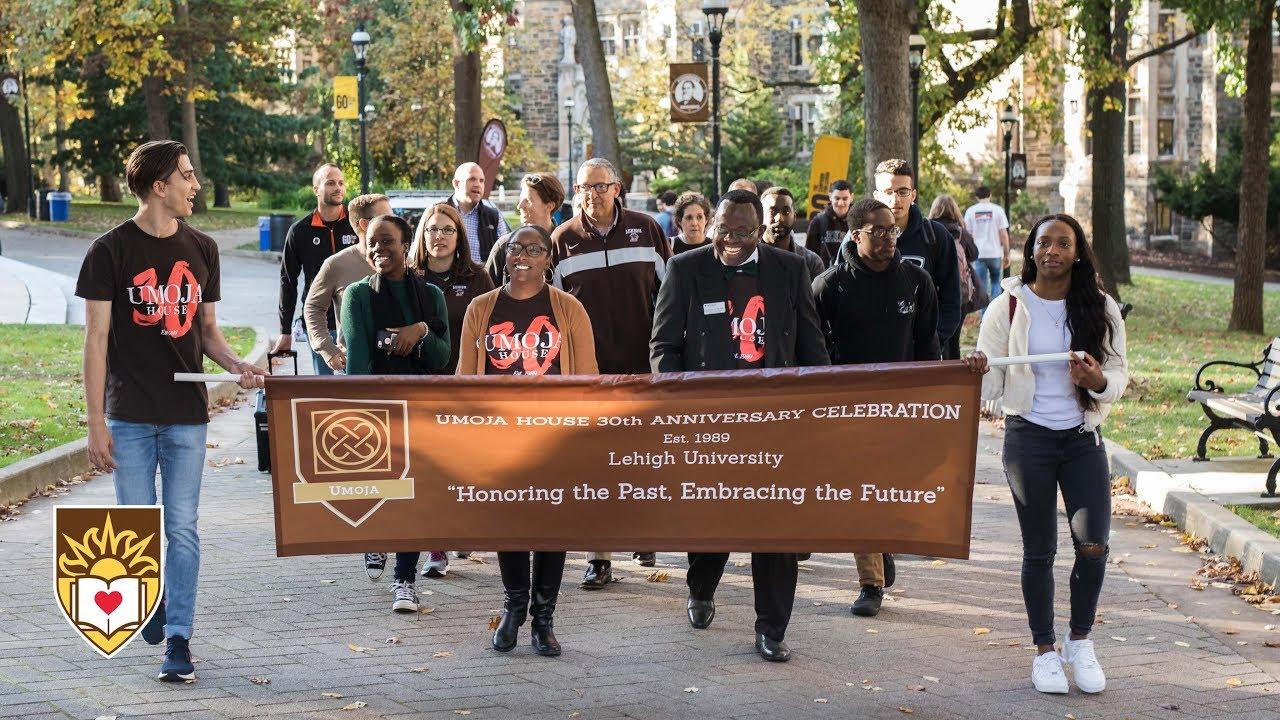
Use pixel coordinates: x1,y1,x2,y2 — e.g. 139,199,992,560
549,157,672,589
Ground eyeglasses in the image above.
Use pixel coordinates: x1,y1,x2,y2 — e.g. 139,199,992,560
424,226,457,236
574,182,616,194
712,226,758,242
856,226,902,242
505,241,548,258
876,187,915,198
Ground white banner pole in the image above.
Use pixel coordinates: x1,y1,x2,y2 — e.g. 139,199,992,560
174,373,242,383
987,352,1074,368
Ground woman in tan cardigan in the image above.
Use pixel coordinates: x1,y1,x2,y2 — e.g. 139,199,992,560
456,224,597,656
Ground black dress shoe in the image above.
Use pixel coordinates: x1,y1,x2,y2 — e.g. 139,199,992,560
755,633,791,662
851,585,883,617
580,560,613,590
492,611,521,652
687,598,715,629
633,552,657,567
883,553,896,588
531,625,561,656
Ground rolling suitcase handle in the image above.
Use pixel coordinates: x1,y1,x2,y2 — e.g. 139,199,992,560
256,349,299,472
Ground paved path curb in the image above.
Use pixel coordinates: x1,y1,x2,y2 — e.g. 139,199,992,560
0,328,268,508
1107,438,1280,584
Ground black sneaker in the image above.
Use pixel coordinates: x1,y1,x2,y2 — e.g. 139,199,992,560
851,585,884,617
158,636,195,682
580,560,613,590
633,552,656,567
364,552,387,581
141,600,166,645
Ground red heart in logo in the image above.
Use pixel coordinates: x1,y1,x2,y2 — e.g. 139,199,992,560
95,590,123,615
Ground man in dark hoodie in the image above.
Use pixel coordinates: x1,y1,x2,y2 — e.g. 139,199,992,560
812,197,939,618
870,159,960,352
804,179,852,265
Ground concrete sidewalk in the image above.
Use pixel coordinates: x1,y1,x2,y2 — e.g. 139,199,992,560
0,399,1278,719
0,256,76,324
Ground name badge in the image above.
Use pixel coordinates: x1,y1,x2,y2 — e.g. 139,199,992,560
702,301,726,315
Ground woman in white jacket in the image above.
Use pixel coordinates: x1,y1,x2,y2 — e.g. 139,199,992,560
964,213,1127,696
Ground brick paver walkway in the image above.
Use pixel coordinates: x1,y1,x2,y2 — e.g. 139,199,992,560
1,398,1277,719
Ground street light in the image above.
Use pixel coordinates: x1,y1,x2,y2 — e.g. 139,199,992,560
702,0,728,202
1000,104,1018,219
908,33,925,183
564,97,576,199
351,24,371,194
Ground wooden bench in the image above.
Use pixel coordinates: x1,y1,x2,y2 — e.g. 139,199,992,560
1186,337,1280,497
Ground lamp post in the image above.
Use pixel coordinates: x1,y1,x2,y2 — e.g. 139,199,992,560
1000,104,1018,219
564,97,576,200
702,0,728,203
351,25,371,194
908,33,925,182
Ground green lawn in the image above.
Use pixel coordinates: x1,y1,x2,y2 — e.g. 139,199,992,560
2,198,281,235
0,325,256,469
963,274,1280,461
1228,505,1280,539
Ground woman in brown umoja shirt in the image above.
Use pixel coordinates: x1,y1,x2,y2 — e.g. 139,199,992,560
457,225,597,657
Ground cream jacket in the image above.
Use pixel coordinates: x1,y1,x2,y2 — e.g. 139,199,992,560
976,277,1128,431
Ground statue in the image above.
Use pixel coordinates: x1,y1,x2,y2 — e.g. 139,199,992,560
561,16,575,64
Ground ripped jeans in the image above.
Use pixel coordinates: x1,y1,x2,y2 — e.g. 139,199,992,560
1003,415,1111,646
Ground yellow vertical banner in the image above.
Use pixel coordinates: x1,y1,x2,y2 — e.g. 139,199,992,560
807,135,853,219
333,76,358,120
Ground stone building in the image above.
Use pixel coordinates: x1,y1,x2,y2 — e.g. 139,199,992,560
504,0,834,193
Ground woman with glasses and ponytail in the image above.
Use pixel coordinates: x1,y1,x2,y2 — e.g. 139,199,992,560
964,213,1128,696
457,224,597,656
485,173,566,286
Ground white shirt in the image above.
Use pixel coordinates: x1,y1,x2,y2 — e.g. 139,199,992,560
1019,287,1085,430
963,201,1009,259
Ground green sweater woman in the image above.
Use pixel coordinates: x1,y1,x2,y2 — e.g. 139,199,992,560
340,214,448,614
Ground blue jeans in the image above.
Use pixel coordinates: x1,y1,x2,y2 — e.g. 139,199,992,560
108,419,207,640
973,257,1004,304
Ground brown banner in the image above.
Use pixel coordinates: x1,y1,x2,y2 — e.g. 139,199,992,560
266,363,980,558
669,63,710,123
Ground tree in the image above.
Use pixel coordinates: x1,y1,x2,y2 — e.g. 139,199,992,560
1229,0,1275,332
449,1,517,164
570,0,621,173
855,0,913,185
721,89,791,183
54,57,147,203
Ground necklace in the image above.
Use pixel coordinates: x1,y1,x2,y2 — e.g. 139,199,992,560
1047,304,1066,328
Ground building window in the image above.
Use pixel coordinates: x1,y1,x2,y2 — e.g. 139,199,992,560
1154,198,1172,235
1126,93,1141,155
791,33,803,65
600,22,616,56
1157,10,1177,44
1157,118,1175,156
807,35,822,56
623,20,641,56
788,102,816,150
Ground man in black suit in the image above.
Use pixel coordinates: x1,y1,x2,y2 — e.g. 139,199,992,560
650,188,830,662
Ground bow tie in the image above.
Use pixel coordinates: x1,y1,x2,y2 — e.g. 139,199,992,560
722,260,758,279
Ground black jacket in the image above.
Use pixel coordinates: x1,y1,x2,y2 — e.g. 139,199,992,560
278,209,358,334
895,204,961,346
447,197,503,262
651,243,830,372
812,242,939,365
804,205,848,266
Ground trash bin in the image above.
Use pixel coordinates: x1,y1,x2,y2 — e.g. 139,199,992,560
268,213,295,252
37,188,54,221
258,216,271,251
48,192,72,222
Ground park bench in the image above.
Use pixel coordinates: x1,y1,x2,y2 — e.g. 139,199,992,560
1186,337,1280,497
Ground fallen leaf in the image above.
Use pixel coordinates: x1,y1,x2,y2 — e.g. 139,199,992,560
1264,624,1276,631
866,628,879,634
569,713,581,719
683,687,699,693
986,641,1000,646
1223,629,1238,636
488,615,502,631
1160,704,1181,711
898,707,914,714
410,666,429,672
1066,715,1076,720
1171,546,1193,553
1140,544,1157,549
321,579,336,584
923,676,939,683
433,651,453,658
347,644,375,653
384,636,401,645
814,698,828,703
466,555,488,564
281,597,292,602
1264,641,1280,648
322,692,344,699
1110,636,1127,642
1190,580,1205,591
341,702,367,711
906,684,927,691
930,559,947,566
418,606,435,615
646,571,670,583
1226,677,1243,687
454,711,472,716
249,676,270,685
1006,640,1019,646
1175,641,1191,647
973,627,991,635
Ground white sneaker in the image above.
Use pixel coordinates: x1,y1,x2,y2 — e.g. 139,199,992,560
390,580,419,613
1062,636,1106,693
1032,651,1069,694
422,552,449,578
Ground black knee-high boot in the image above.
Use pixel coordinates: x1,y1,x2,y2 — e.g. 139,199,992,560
529,551,566,656
494,552,530,652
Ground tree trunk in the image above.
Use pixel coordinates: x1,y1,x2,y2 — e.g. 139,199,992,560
175,0,207,213
1087,80,1127,300
570,0,621,175
213,180,230,208
1231,0,1275,332
98,172,122,202
0,96,30,214
856,0,914,190
143,74,170,140
450,0,483,164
